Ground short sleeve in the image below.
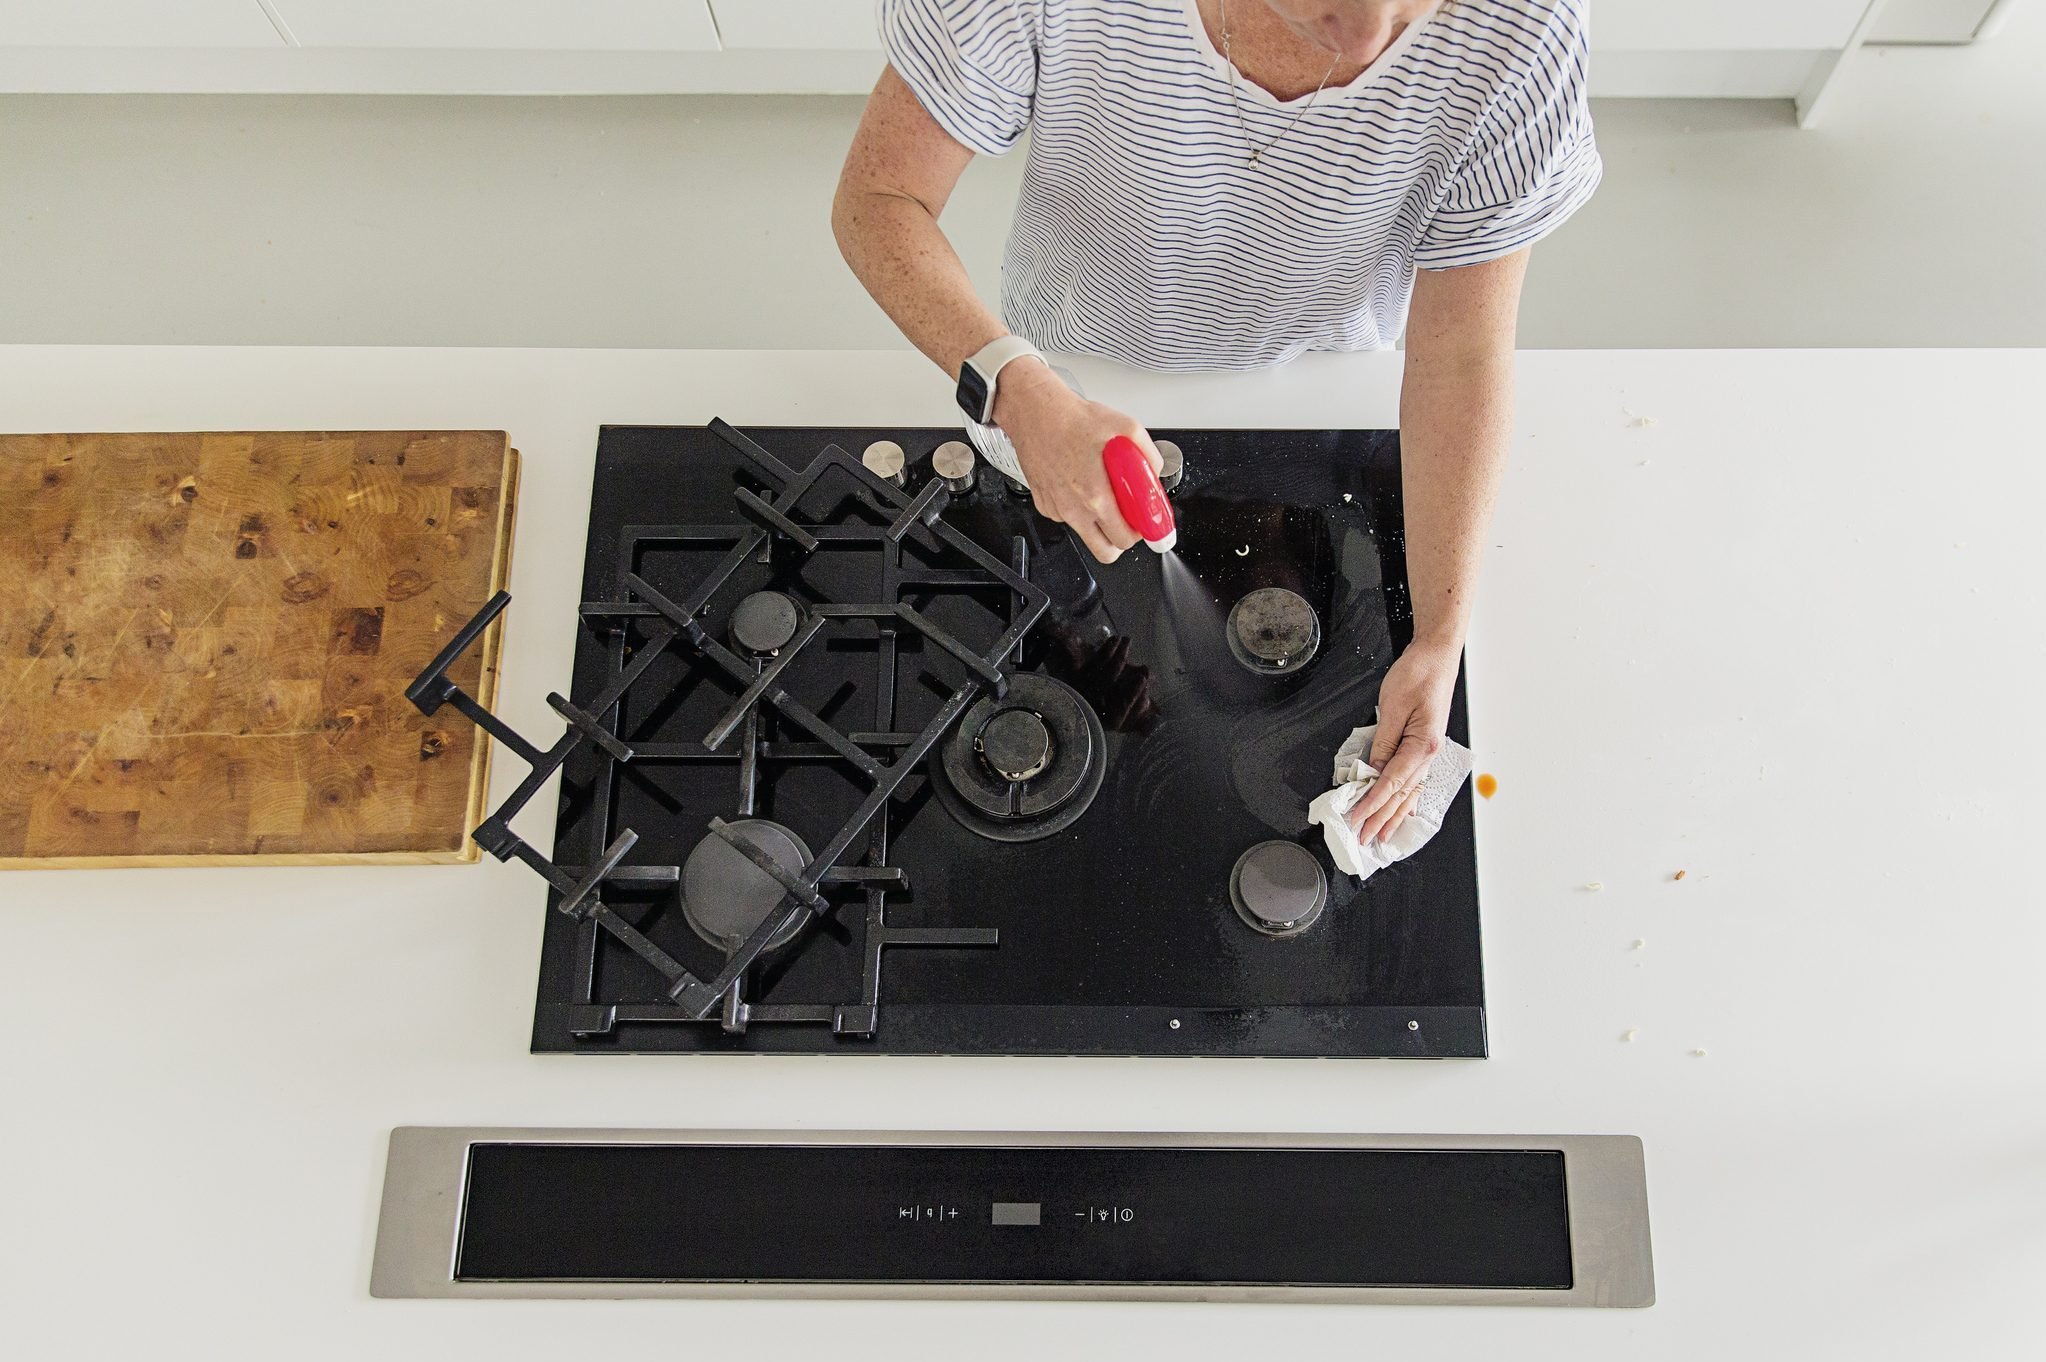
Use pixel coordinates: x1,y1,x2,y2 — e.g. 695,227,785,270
1416,6,1602,270
878,0,1041,157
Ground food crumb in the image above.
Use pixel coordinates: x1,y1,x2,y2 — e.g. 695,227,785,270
1621,1028,1638,1043
1631,939,1645,950
1474,773,1498,799
1584,880,1604,892
1341,492,1353,502
1673,869,1687,881
1691,1048,1708,1058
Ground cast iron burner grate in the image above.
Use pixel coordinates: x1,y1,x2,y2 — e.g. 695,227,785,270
406,419,1050,1037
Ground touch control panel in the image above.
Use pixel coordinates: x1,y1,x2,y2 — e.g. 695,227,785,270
453,1143,1574,1289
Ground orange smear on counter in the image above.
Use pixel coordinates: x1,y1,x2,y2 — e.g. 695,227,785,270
1475,773,1498,799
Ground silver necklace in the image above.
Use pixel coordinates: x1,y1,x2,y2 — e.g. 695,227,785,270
1218,0,1345,166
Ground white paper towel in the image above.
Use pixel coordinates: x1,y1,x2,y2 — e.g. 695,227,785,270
1306,724,1474,880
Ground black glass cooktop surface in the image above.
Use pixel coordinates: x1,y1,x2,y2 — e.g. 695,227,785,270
527,423,1483,1056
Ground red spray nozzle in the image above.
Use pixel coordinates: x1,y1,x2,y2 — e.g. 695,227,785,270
1101,435,1177,553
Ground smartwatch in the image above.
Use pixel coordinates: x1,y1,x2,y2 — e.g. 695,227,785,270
956,335,1045,425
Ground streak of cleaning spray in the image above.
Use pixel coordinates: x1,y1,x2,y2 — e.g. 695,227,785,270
1158,538,1225,635
1121,438,1226,641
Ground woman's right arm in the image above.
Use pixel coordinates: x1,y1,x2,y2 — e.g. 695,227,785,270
831,68,1157,563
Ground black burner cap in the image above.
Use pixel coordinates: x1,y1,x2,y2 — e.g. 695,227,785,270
682,819,813,952
979,708,1053,783
731,591,801,655
1227,587,1320,675
932,673,1106,843
1230,840,1328,938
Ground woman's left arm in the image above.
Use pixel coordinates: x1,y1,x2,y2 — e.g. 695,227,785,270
1347,248,1528,844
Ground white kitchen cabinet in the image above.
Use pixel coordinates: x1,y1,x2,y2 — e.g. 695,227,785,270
267,0,720,51
0,0,282,46
1869,0,2007,42
710,0,878,50
3,0,1989,101
703,1,1884,55
1595,0,1873,50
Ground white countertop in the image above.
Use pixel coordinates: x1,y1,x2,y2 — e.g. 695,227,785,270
2,346,2042,1360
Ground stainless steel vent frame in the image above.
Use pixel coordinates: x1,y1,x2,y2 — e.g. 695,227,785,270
370,1127,1653,1307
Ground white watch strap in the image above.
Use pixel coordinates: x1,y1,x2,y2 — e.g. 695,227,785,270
968,335,1044,396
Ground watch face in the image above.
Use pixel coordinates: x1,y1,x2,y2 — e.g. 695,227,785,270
956,364,992,423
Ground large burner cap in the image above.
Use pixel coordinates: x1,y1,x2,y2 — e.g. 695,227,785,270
731,590,801,655
1230,840,1328,938
932,673,1106,843
682,819,814,953
979,708,1053,782
1227,587,1321,675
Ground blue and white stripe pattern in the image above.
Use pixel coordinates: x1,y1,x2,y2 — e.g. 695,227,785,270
880,0,1602,370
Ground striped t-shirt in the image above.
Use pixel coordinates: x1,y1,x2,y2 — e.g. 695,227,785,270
880,0,1602,370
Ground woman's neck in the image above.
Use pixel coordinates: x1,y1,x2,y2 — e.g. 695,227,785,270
1198,1,1423,101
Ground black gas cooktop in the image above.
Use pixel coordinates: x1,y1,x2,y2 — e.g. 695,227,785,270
409,421,1483,1057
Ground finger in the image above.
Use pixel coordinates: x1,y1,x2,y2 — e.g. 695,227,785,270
1375,736,1438,804
1101,514,1140,552
1089,491,1141,551
1357,780,1413,846
1348,777,1420,842
1345,796,1372,834
1374,785,1425,845
1349,733,1419,822
1350,736,1435,836
1091,516,1131,561
1345,769,1403,833
1071,518,1123,564
1368,722,1402,770
1132,428,1164,474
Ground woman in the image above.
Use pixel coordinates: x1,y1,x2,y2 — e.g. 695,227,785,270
833,0,1599,846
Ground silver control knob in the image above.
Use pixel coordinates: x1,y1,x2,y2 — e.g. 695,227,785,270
861,440,907,487
1155,440,1184,492
932,440,977,494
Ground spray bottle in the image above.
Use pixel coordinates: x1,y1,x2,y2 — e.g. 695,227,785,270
1098,435,1177,553
965,368,1178,555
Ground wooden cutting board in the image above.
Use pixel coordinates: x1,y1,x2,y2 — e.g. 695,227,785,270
0,430,518,867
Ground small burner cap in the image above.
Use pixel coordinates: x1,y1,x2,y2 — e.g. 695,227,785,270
978,707,1053,783
862,440,907,485
1230,840,1328,938
1227,587,1321,675
682,819,814,953
731,590,801,654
